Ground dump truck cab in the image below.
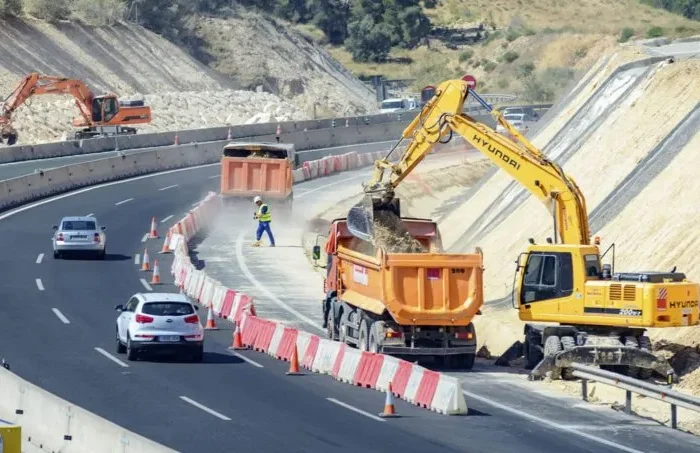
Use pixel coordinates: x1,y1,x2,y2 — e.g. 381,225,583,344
316,216,483,369
220,142,296,213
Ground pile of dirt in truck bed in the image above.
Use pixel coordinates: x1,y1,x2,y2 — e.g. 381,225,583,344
370,211,426,253
246,151,274,159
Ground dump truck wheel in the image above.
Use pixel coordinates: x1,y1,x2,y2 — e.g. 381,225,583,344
358,318,370,351
326,310,336,341
368,322,381,353
460,353,476,370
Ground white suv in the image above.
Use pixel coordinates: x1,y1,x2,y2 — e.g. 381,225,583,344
115,293,204,362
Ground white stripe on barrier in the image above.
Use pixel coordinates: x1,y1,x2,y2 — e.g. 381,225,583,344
375,355,400,392
403,365,425,404
335,347,363,384
267,323,286,357
312,339,342,375
431,375,468,415
296,330,313,360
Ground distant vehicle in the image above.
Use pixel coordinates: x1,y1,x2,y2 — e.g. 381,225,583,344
52,216,107,259
502,106,539,121
496,113,533,136
379,97,417,113
115,293,204,362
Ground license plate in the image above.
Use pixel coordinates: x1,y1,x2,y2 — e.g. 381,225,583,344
70,235,87,239
159,336,180,342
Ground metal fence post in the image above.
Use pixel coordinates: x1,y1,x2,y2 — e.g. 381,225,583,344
625,390,632,414
671,404,677,429
582,379,588,402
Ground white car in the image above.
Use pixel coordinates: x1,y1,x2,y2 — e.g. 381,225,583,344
496,113,532,136
52,216,107,259
115,293,204,362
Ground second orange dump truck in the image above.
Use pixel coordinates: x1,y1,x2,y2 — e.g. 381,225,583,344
220,142,296,210
315,216,484,369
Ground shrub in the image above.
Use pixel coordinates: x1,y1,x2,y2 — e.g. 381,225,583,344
505,28,521,42
647,26,664,38
501,50,519,63
483,60,497,72
517,62,535,78
619,27,634,43
458,49,474,62
23,0,70,22
0,0,21,16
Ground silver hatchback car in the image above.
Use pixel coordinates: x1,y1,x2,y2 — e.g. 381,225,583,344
52,216,107,259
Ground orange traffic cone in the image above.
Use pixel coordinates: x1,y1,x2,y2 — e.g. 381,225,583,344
379,382,398,417
205,306,218,330
141,248,150,271
286,344,303,375
230,322,245,350
148,217,159,239
150,260,161,284
159,230,171,254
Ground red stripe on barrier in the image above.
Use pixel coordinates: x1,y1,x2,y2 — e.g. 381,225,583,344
331,343,346,378
220,289,236,319
253,320,276,352
302,335,320,369
391,360,414,397
276,328,299,361
241,316,260,346
354,352,384,388
415,369,440,408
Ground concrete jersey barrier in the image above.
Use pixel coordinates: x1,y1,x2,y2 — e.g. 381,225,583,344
0,367,177,453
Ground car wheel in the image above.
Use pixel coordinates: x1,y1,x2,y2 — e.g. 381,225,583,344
126,335,138,361
53,250,61,259
99,249,106,260
116,328,126,354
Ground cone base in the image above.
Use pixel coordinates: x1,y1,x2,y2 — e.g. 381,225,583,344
285,371,304,376
228,346,247,350
378,409,399,418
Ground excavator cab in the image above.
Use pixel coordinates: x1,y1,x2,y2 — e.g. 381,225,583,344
91,95,119,124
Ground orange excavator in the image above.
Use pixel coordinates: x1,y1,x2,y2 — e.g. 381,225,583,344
0,72,152,145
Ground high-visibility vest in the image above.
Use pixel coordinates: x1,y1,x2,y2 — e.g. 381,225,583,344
257,203,271,222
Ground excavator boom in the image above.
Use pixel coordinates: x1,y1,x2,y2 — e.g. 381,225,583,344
347,79,590,246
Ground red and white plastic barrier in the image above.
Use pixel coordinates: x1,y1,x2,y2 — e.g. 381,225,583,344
162,147,469,416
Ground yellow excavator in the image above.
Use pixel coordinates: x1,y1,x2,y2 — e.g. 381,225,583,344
347,78,700,381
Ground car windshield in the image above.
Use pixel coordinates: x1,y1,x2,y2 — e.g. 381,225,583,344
62,220,96,231
142,302,195,316
504,114,525,122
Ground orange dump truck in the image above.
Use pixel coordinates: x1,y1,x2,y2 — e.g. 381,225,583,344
220,142,296,209
315,217,484,369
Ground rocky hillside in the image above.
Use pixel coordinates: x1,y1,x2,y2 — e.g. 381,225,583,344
0,12,376,145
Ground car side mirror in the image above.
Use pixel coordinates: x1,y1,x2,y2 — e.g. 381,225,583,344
52,225,58,231
194,305,200,311
101,226,107,231
312,245,321,261
115,305,124,312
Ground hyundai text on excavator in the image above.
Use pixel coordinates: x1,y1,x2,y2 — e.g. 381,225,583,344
0,72,152,145
344,78,700,381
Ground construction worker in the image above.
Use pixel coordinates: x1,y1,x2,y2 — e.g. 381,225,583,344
252,196,275,247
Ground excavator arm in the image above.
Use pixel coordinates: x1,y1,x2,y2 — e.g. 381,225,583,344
1,73,96,144
347,79,591,246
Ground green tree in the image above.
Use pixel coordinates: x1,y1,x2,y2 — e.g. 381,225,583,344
310,0,349,44
24,0,70,22
346,16,391,62
275,0,310,23
396,5,431,47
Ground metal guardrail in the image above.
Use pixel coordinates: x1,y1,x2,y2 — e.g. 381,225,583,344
571,362,700,430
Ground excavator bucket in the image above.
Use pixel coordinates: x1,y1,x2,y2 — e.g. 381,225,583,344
347,194,401,243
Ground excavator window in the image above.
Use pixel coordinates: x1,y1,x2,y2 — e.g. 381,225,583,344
92,98,103,122
520,252,574,304
103,97,118,122
584,254,601,278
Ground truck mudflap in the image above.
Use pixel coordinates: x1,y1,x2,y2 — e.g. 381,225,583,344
381,345,476,356
528,345,676,381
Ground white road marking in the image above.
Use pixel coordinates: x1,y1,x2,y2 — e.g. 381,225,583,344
140,278,153,291
115,198,134,206
462,390,645,453
208,174,220,179
160,215,174,223
232,174,366,333
134,253,140,265
36,253,44,264
52,308,70,324
141,233,149,243
35,278,44,291
0,163,218,223
158,184,178,191
326,398,386,422
229,351,263,368
86,213,94,217
179,396,231,421
94,347,129,368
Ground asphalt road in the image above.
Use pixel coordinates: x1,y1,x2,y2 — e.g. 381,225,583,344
1,142,700,452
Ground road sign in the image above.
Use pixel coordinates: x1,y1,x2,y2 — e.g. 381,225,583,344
462,74,477,90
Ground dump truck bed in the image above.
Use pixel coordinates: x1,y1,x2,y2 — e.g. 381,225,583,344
332,219,484,326
220,142,295,200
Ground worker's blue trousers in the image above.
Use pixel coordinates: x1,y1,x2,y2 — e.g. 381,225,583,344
256,221,275,246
